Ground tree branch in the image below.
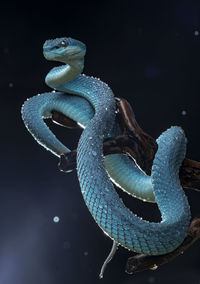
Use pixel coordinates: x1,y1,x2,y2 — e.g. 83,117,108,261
125,217,200,274
51,98,200,191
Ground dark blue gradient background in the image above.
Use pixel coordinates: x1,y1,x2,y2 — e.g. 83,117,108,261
1,1,200,283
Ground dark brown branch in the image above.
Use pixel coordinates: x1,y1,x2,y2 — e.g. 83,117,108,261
51,110,80,128
125,217,200,274
58,150,77,173
179,158,200,189
51,98,200,191
105,98,158,175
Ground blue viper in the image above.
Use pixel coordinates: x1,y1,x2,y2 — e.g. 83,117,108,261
21,37,191,255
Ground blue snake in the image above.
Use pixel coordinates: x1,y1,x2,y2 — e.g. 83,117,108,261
21,37,191,255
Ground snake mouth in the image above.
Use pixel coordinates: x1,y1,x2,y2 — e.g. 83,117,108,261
43,50,61,61
43,50,84,62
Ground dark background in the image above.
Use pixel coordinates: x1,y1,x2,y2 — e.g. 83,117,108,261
2,1,200,283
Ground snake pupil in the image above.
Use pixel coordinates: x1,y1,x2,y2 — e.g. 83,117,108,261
61,41,67,47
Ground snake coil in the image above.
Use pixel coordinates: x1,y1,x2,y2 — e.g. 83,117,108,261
21,37,191,255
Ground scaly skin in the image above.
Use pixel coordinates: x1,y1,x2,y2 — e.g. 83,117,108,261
22,37,191,255
22,92,154,202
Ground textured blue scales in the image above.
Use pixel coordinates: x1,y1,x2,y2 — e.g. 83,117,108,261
21,92,94,156
21,38,191,256
63,77,190,255
22,90,155,202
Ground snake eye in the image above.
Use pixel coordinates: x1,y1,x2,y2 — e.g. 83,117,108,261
61,41,67,47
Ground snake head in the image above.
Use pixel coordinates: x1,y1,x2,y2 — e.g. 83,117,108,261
43,37,86,63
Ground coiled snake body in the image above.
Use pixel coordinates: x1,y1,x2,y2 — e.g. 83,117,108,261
22,37,191,255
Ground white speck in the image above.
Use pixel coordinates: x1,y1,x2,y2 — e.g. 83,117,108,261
52,90,56,93
150,264,158,270
84,251,88,256
53,216,60,223
77,122,85,128
105,107,108,111
103,231,109,237
89,136,93,140
9,82,13,88
194,30,199,36
92,151,97,156
181,110,187,116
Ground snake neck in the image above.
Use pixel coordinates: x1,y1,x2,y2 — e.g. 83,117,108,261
45,58,84,89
